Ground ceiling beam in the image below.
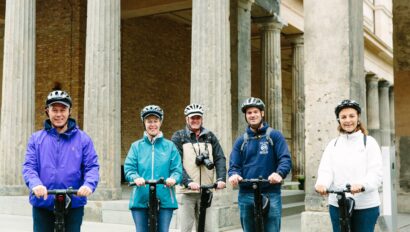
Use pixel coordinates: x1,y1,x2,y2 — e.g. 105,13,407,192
121,0,191,19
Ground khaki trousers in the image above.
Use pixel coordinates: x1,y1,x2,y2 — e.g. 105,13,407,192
179,193,215,232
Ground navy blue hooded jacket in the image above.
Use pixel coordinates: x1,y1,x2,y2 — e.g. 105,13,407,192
228,122,292,193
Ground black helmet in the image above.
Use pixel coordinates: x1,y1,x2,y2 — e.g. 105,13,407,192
241,97,265,113
140,105,164,122
334,99,361,119
46,90,72,108
184,103,204,117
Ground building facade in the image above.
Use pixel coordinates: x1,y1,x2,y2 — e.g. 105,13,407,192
0,0,407,231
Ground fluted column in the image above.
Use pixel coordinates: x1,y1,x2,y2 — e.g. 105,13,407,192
236,0,253,137
366,73,381,144
0,0,35,196
191,0,231,152
379,80,391,147
290,35,304,178
389,86,395,145
258,17,285,131
84,0,121,200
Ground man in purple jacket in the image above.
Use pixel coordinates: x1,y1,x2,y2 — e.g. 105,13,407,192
22,90,100,232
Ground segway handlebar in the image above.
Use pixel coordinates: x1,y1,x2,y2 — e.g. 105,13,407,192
128,177,165,187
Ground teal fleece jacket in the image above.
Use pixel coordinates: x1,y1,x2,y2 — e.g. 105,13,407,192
124,132,182,209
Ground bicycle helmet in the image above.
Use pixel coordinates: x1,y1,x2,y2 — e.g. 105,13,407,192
335,99,361,120
241,97,265,113
46,90,72,108
140,105,164,122
184,103,204,117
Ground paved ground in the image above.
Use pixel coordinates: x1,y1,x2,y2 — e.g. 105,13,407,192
1,213,409,232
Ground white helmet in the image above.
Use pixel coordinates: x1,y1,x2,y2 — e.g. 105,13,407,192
46,90,72,108
140,105,164,122
184,104,204,117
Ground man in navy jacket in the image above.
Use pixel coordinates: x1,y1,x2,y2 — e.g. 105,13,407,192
228,97,291,232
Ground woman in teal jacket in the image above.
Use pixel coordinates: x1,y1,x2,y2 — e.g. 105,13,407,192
124,105,182,232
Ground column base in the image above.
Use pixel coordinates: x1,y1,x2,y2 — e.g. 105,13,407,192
89,187,122,201
0,185,29,196
398,193,410,213
301,211,331,232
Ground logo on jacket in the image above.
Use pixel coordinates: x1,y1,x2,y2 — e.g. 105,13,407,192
260,141,269,155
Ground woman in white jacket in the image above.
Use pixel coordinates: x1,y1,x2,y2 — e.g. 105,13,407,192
315,99,383,232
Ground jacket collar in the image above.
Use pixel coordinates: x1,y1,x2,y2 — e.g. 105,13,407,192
340,130,363,140
184,126,210,139
44,118,78,137
246,121,269,136
143,131,164,144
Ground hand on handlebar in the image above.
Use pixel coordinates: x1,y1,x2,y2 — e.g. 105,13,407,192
228,174,243,187
188,182,200,190
315,185,328,196
32,185,48,200
77,185,92,197
350,184,364,194
268,172,282,184
165,178,176,187
216,181,226,189
134,177,145,187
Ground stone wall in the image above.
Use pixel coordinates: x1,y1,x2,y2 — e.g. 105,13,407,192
35,0,86,129
121,16,191,160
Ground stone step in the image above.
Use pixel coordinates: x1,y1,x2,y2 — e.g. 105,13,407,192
283,202,305,217
282,189,305,204
0,189,305,230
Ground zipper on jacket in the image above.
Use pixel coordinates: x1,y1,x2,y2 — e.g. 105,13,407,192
151,140,156,180
169,188,174,204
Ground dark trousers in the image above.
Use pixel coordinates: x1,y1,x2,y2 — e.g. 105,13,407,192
32,206,84,232
329,205,379,232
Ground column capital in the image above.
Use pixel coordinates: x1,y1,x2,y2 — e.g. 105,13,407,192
238,0,254,10
379,80,391,88
366,73,379,87
287,34,304,45
365,72,378,81
254,15,287,30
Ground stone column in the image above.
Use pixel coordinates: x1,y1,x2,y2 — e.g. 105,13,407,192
366,73,381,144
190,0,233,229
84,0,121,200
0,0,35,196
258,17,285,131
290,35,305,178
389,86,395,145
191,0,231,152
393,0,410,212
237,0,253,126
379,80,391,147
302,0,365,230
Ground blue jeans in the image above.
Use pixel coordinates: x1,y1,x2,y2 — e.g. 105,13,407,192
238,192,281,232
329,205,379,232
131,208,174,232
32,206,84,232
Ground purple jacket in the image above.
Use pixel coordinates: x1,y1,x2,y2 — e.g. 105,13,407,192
22,118,99,210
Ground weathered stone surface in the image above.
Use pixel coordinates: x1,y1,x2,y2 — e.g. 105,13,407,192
0,0,35,195
84,0,121,200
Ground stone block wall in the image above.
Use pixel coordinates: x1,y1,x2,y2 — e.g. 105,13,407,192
121,16,191,160
35,0,86,129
